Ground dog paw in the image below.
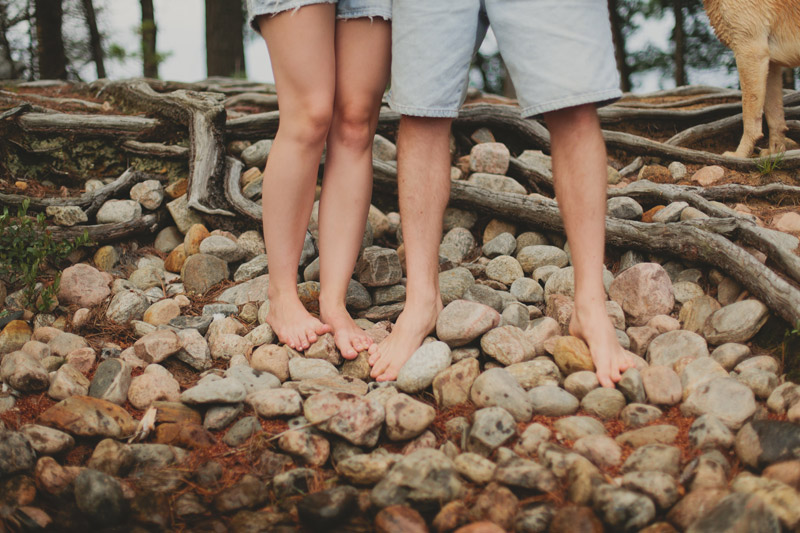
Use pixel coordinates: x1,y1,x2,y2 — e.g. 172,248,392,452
722,150,748,158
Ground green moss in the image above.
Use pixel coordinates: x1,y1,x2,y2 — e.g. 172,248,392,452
128,156,188,180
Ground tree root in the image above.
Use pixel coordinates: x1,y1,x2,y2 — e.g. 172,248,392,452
99,79,234,217
0,168,166,216
371,160,800,326
48,209,168,244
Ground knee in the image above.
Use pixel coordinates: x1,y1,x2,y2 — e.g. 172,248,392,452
283,100,333,147
331,101,376,151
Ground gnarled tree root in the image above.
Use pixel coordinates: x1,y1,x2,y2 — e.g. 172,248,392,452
99,79,234,217
371,160,800,326
48,210,168,245
0,168,166,217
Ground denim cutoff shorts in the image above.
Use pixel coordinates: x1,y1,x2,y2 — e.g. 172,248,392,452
389,0,621,118
248,0,391,32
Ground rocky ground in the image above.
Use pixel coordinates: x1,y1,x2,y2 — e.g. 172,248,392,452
2,92,800,532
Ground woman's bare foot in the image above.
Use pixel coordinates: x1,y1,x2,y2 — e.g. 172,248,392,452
320,302,372,360
368,297,443,382
266,294,331,351
569,302,634,388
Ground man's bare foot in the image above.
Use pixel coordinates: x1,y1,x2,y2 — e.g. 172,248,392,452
569,303,634,388
266,294,331,351
368,297,443,382
320,302,372,360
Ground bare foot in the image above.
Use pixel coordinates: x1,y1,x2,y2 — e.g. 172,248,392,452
368,297,443,382
569,303,634,388
320,302,372,360
266,294,331,351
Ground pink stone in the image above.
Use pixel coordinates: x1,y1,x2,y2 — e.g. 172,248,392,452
627,326,660,356
142,299,181,326
691,165,725,186
57,263,110,308
646,314,681,333
608,263,674,326
72,308,91,327
546,294,574,333
436,300,501,347
469,142,510,175
133,329,181,363
641,365,682,406
773,211,800,234
65,347,96,375
127,364,180,410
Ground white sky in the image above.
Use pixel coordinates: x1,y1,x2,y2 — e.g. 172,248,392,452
73,1,735,92
81,0,273,83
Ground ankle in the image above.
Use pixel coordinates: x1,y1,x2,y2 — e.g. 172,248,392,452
403,286,442,310
268,285,301,305
318,294,347,314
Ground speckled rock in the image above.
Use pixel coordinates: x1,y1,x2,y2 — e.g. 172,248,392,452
396,341,452,393
609,263,674,326
682,377,756,429
436,300,501,347
703,300,769,344
471,367,532,422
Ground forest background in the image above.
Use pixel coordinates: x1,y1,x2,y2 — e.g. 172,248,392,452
2,0,797,93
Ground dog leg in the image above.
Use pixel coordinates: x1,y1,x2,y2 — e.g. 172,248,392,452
726,42,770,158
764,61,788,155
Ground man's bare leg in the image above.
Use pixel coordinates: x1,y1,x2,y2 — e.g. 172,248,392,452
368,116,451,381
545,104,633,388
257,6,335,351
318,18,391,359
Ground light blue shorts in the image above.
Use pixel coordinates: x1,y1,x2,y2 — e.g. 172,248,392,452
388,0,622,118
248,0,391,32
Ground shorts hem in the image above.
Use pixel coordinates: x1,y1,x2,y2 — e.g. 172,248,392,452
520,88,622,117
387,100,459,118
249,0,337,32
337,8,391,20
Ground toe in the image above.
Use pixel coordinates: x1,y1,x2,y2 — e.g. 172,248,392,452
377,362,400,382
368,345,380,363
287,333,300,351
597,361,615,388
316,322,332,335
340,339,358,359
370,354,389,379
598,373,614,388
294,332,309,351
305,328,318,345
353,336,369,352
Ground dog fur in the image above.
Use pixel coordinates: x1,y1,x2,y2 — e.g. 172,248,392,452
704,0,800,157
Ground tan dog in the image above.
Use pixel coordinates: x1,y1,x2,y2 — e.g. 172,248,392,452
705,0,800,157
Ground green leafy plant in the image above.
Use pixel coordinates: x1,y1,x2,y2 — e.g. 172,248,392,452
756,151,785,176
0,199,92,313
782,320,800,383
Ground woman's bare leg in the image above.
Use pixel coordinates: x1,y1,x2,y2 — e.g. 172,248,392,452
318,17,391,359
257,6,335,351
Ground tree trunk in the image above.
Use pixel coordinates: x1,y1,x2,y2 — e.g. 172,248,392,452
205,0,246,78
0,1,18,78
26,0,36,79
80,0,105,78
34,0,66,79
673,0,687,86
783,67,796,90
140,0,157,78
608,0,631,92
